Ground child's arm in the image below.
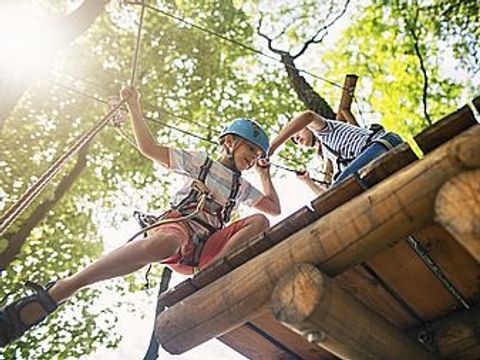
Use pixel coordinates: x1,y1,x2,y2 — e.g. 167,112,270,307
297,171,327,196
252,160,281,216
121,86,170,168
269,110,327,156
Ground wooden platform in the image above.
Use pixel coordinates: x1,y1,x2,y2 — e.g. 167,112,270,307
155,99,480,359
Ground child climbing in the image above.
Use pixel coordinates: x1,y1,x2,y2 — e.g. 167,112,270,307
0,86,281,347
268,110,404,194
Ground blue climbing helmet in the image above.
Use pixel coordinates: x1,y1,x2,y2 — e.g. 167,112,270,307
219,118,269,156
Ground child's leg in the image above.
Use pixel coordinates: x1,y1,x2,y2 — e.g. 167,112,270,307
199,213,269,268
17,227,185,327
334,133,404,186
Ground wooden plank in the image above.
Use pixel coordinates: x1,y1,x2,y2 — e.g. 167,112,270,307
157,278,197,308
218,323,296,360
414,105,476,154
191,257,233,289
411,224,480,305
226,233,274,269
265,206,318,244
335,265,419,329
472,95,480,114
251,312,337,360
312,143,416,215
311,176,364,215
251,313,337,360
366,222,480,321
360,143,418,187
155,126,480,354
410,303,480,360
271,264,438,360
435,170,480,263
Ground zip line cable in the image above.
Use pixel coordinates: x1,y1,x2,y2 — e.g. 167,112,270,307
45,78,214,143
126,1,370,129
133,2,346,91
47,77,329,185
48,65,330,178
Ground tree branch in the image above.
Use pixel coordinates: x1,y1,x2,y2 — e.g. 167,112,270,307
406,7,432,126
293,0,351,59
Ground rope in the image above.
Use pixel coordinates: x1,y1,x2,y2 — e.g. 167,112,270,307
130,0,146,86
0,99,129,238
126,190,209,243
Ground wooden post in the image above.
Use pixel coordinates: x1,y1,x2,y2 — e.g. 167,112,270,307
336,74,358,126
156,126,480,355
271,264,438,360
435,170,480,263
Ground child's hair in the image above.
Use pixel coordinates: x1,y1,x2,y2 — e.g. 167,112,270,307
290,129,323,156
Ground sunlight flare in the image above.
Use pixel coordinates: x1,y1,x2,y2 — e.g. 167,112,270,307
0,5,60,79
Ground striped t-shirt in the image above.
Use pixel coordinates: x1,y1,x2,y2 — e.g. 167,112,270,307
312,120,384,163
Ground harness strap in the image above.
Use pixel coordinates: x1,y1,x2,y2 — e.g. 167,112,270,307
171,157,213,211
372,137,395,151
222,170,241,223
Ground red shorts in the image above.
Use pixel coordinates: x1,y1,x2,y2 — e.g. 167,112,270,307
156,212,247,275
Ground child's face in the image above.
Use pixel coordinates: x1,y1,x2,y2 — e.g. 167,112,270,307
292,128,315,148
233,140,263,171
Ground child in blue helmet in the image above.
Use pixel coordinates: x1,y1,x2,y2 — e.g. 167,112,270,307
269,110,404,194
0,86,281,346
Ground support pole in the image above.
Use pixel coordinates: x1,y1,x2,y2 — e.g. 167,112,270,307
271,264,438,360
336,74,358,126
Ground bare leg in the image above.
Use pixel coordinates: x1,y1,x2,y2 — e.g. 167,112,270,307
215,214,269,259
19,231,180,325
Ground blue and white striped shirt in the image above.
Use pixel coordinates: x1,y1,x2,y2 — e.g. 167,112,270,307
312,120,384,163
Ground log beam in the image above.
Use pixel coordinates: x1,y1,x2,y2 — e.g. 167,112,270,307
435,170,480,263
156,125,480,354
271,264,438,360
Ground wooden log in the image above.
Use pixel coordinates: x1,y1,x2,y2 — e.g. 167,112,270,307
156,126,480,354
271,264,438,360
336,74,358,126
435,170,480,263
411,303,480,360
414,105,476,154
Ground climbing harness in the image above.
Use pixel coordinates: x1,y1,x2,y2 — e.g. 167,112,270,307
132,156,242,269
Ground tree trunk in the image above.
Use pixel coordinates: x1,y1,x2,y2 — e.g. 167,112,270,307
0,0,110,128
0,147,89,270
279,52,336,119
